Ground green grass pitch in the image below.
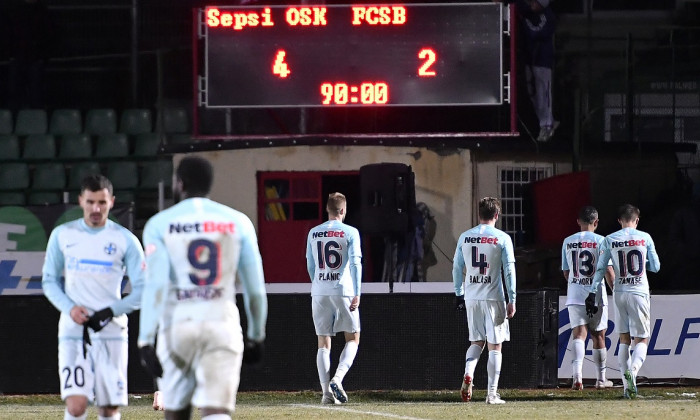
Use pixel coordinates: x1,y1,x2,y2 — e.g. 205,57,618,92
1,387,698,419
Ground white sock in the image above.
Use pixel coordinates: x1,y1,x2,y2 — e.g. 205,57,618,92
572,338,585,383
201,415,231,420
464,344,482,378
630,342,648,376
64,409,87,420
333,341,358,383
592,348,607,382
98,414,121,420
317,348,331,394
487,350,502,395
618,343,630,389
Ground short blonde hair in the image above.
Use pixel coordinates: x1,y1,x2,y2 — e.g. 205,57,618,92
326,192,347,216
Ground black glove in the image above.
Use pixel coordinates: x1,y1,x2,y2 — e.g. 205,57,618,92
455,295,466,312
86,307,114,332
139,345,163,378
585,293,598,318
243,339,264,365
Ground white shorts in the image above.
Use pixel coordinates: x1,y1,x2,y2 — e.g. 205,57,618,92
157,320,243,412
465,300,510,344
614,292,651,338
58,337,128,406
567,304,609,332
312,295,361,336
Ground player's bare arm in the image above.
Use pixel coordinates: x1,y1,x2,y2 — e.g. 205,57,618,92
349,296,360,311
604,266,615,290
507,302,516,319
69,305,90,324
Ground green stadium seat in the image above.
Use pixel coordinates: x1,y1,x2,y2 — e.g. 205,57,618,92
22,134,57,160
133,133,162,157
0,109,12,135
50,109,82,136
95,133,129,158
58,134,92,159
29,163,66,204
0,192,26,206
14,109,48,135
0,162,30,190
67,161,101,190
107,161,139,190
140,160,173,189
84,109,117,135
0,135,21,160
32,162,67,191
120,109,152,135
27,191,63,205
161,107,189,134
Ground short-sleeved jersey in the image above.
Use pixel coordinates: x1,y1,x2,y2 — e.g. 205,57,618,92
561,231,607,306
42,219,145,339
305,220,362,297
591,227,660,297
452,224,516,303
138,197,267,347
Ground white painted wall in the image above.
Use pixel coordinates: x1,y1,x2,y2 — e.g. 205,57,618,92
175,145,473,282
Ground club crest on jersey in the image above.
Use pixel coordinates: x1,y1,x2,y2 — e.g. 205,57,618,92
104,242,117,255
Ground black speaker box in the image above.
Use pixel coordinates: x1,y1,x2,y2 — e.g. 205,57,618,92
359,163,416,235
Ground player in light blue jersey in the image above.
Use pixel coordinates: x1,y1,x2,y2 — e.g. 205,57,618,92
306,192,362,405
561,206,614,390
138,156,267,420
42,174,145,420
453,197,516,405
587,204,660,399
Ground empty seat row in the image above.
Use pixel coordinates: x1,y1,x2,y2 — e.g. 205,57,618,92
0,160,173,206
0,107,190,137
0,132,167,160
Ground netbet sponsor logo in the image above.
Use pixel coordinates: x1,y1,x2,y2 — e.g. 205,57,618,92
566,241,597,250
464,236,498,244
312,230,345,239
611,239,645,248
169,221,235,234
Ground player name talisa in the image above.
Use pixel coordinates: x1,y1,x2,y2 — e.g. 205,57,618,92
319,272,341,281
469,275,491,284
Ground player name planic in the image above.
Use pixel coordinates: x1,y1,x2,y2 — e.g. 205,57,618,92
206,6,407,31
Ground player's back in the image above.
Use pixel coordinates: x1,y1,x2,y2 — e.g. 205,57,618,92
457,224,512,301
605,227,658,295
562,231,605,306
306,219,361,297
145,197,257,326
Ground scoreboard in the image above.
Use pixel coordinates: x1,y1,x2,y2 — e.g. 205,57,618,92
198,3,507,108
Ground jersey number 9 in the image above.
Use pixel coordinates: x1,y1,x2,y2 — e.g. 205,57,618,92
188,239,221,286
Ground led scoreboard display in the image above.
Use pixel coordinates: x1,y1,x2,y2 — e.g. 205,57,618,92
201,3,505,108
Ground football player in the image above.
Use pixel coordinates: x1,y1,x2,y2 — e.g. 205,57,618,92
561,206,615,390
453,197,516,404
588,204,660,398
306,192,362,405
42,174,145,420
138,156,268,420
